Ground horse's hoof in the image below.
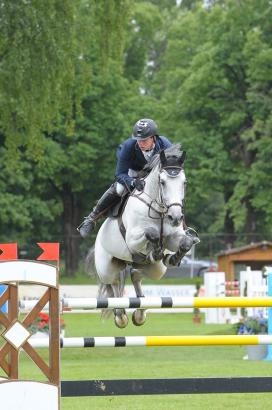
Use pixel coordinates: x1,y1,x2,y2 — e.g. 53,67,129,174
132,310,146,326
114,314,129,328
179,234,194,252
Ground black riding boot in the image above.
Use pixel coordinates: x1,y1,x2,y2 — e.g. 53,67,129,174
77,185,121,238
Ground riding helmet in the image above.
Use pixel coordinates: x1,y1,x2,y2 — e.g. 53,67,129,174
132,119,158,140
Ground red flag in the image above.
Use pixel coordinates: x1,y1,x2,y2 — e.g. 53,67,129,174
37,243,60,261
0,243,18,260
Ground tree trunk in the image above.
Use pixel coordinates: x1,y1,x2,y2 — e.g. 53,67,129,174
224,189,236,249
244,199,258,243
243,140,257,243
62,184,80,277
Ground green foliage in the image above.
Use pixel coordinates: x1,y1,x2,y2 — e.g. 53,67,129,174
149,0,272,237
0,1,134,271
234,316,268,335
0,142,62,243
2,0,272,272
0,0,132,162
94,0,132,66
124,2,162,81
0,1,79,159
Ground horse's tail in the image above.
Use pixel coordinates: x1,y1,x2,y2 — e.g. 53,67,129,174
85,246,96,278
85,246,110,318
85,245,127,319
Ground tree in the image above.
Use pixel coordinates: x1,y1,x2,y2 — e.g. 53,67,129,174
44,65,132,276
148,0,272,246
0,138,62,247
0,1,80,158
0,0,133,274
0,0,131,160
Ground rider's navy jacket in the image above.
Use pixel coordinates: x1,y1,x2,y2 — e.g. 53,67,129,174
115,136,172,187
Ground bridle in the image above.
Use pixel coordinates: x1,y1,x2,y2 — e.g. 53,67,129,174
130,165,185,250
131,165,185,219
158,166,185,215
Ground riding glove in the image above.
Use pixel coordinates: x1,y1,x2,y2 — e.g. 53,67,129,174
132,178,145,192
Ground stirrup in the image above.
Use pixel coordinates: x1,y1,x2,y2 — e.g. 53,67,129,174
184,227,200,245
77,217,92,231
77,216,96,238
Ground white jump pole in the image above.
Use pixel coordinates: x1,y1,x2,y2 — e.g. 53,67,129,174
29,334,272,348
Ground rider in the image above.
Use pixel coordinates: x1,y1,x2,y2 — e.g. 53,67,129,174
77,118,172,238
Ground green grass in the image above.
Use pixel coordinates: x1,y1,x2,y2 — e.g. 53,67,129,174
60,270,202,286
3,313,271,409
60,270,95,284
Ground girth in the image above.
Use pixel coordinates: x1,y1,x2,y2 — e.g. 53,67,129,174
117,215,151,264
118,215,126,242
117,211,165,265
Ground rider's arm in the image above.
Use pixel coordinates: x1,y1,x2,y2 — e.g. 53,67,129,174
115,140,135,188
159,135,172,149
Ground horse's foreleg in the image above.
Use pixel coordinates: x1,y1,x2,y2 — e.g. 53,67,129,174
145,227,163,262
163,234,195,267
131,269,146,326
126,226,163,263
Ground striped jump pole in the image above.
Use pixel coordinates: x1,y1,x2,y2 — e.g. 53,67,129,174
19,300,189,314
61,296,272,310
29,334,272,348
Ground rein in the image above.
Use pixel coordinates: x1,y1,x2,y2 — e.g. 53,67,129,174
117,159,186,263
131,165,184,219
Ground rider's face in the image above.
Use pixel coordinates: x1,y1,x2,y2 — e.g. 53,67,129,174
137,136,155,151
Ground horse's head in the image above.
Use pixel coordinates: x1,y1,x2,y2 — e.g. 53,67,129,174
159,146,186,227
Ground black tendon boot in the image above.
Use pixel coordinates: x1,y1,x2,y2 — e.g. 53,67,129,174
184,227,200,245
77,185,121,238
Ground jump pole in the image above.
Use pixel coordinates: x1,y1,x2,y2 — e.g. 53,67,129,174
61,296,272,310
30,334,272,348
61,376,272,396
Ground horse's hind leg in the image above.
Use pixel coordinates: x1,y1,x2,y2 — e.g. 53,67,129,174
130,269,147,326
111,278,129,329
95,241,128,328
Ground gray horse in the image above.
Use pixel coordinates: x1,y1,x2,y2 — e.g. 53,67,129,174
86,145,199,328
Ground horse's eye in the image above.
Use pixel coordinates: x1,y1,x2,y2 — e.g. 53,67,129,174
160,180,165,186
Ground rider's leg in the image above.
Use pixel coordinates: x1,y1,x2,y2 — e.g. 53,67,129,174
77,183,126,238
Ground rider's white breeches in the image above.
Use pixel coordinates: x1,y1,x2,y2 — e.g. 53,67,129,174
116,182,126,196
116,169,138,196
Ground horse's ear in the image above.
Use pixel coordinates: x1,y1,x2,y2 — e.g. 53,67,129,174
160,150,167,167
179,150,186,165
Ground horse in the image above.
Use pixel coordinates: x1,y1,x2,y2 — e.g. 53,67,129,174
86,144,199,328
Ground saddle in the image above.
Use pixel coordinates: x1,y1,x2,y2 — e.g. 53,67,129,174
109,192,129,219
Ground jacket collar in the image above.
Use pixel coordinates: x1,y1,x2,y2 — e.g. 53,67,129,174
134,138,161,155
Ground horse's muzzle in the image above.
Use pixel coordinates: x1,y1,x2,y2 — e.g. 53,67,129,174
168,214,183,227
